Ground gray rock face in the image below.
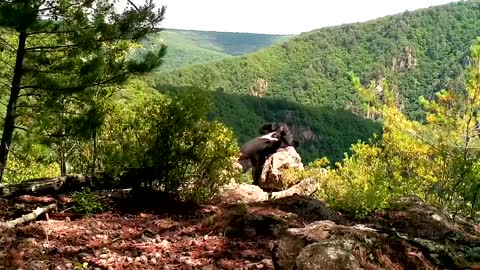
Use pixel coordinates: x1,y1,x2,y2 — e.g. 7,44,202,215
296,241,361,270
272,221,374,270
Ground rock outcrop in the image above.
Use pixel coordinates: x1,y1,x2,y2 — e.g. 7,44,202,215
272,201,480,270
259,146,304,191
272,221,370,270
212,178,319,205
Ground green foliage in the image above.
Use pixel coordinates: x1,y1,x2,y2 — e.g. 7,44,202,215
2,151,59,184
150,1,480,165
307,38,480,218
207,91,382,165
0,0,168,182
156,1,480,119
72,187,105,215
143,29,291,71
100,82,240,202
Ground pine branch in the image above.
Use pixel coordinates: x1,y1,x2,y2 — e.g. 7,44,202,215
13,126,28,132
0,36,15,51
27,26,94,36
18,93,41,98
20,72,129,91
25,30,142,52
0,58,14,69
25,43,89,52
0,80,12,89
23,68,76,75
126,0,140,11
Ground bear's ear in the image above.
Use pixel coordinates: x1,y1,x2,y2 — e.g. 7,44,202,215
258,123,277,134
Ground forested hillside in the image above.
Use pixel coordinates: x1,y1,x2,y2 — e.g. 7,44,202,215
156,1,480,120
160,84,381,164
211,92,381,164
142,29,291,71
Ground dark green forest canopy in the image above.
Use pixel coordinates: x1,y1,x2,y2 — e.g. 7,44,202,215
157,85,382,164
156,0,480,119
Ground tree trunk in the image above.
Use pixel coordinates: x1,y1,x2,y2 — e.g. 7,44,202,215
91,128,97,175
60,158,67,176
0,31,28,182
0,174,94,197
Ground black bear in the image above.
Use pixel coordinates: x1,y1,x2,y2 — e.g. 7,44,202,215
239,123,298,186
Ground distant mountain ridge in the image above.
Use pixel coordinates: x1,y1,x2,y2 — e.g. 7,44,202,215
143,29,292,71
156,1,480,119
153,1,480,164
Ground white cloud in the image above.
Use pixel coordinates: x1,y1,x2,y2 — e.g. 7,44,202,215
117,0,462,34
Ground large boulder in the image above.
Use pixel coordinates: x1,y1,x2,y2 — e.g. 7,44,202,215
212,178,319,205
259,146,304,191
272,221,368,270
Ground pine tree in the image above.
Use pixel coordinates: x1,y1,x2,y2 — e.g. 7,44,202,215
0,0,167,181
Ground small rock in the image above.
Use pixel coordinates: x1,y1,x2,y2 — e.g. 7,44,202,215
140,255,148,263
261,259,273,268
255,263,265,269
159,239,170,248
126,257,133,263
64,262,73,269
150,258,157,264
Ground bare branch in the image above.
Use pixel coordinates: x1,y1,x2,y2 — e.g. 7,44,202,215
126,0,140,11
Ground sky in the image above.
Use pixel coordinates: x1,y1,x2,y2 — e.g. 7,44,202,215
119,0,462,35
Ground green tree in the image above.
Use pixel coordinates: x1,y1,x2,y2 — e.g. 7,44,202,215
329,37,480,217
99,82,239,202
0,0,167,181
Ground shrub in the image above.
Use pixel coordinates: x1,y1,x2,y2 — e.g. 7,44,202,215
3,152,59,184
72,187,105,215
100,86,240,202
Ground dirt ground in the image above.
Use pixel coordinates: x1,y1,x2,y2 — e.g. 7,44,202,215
0,190,479,270
0,190,302,270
